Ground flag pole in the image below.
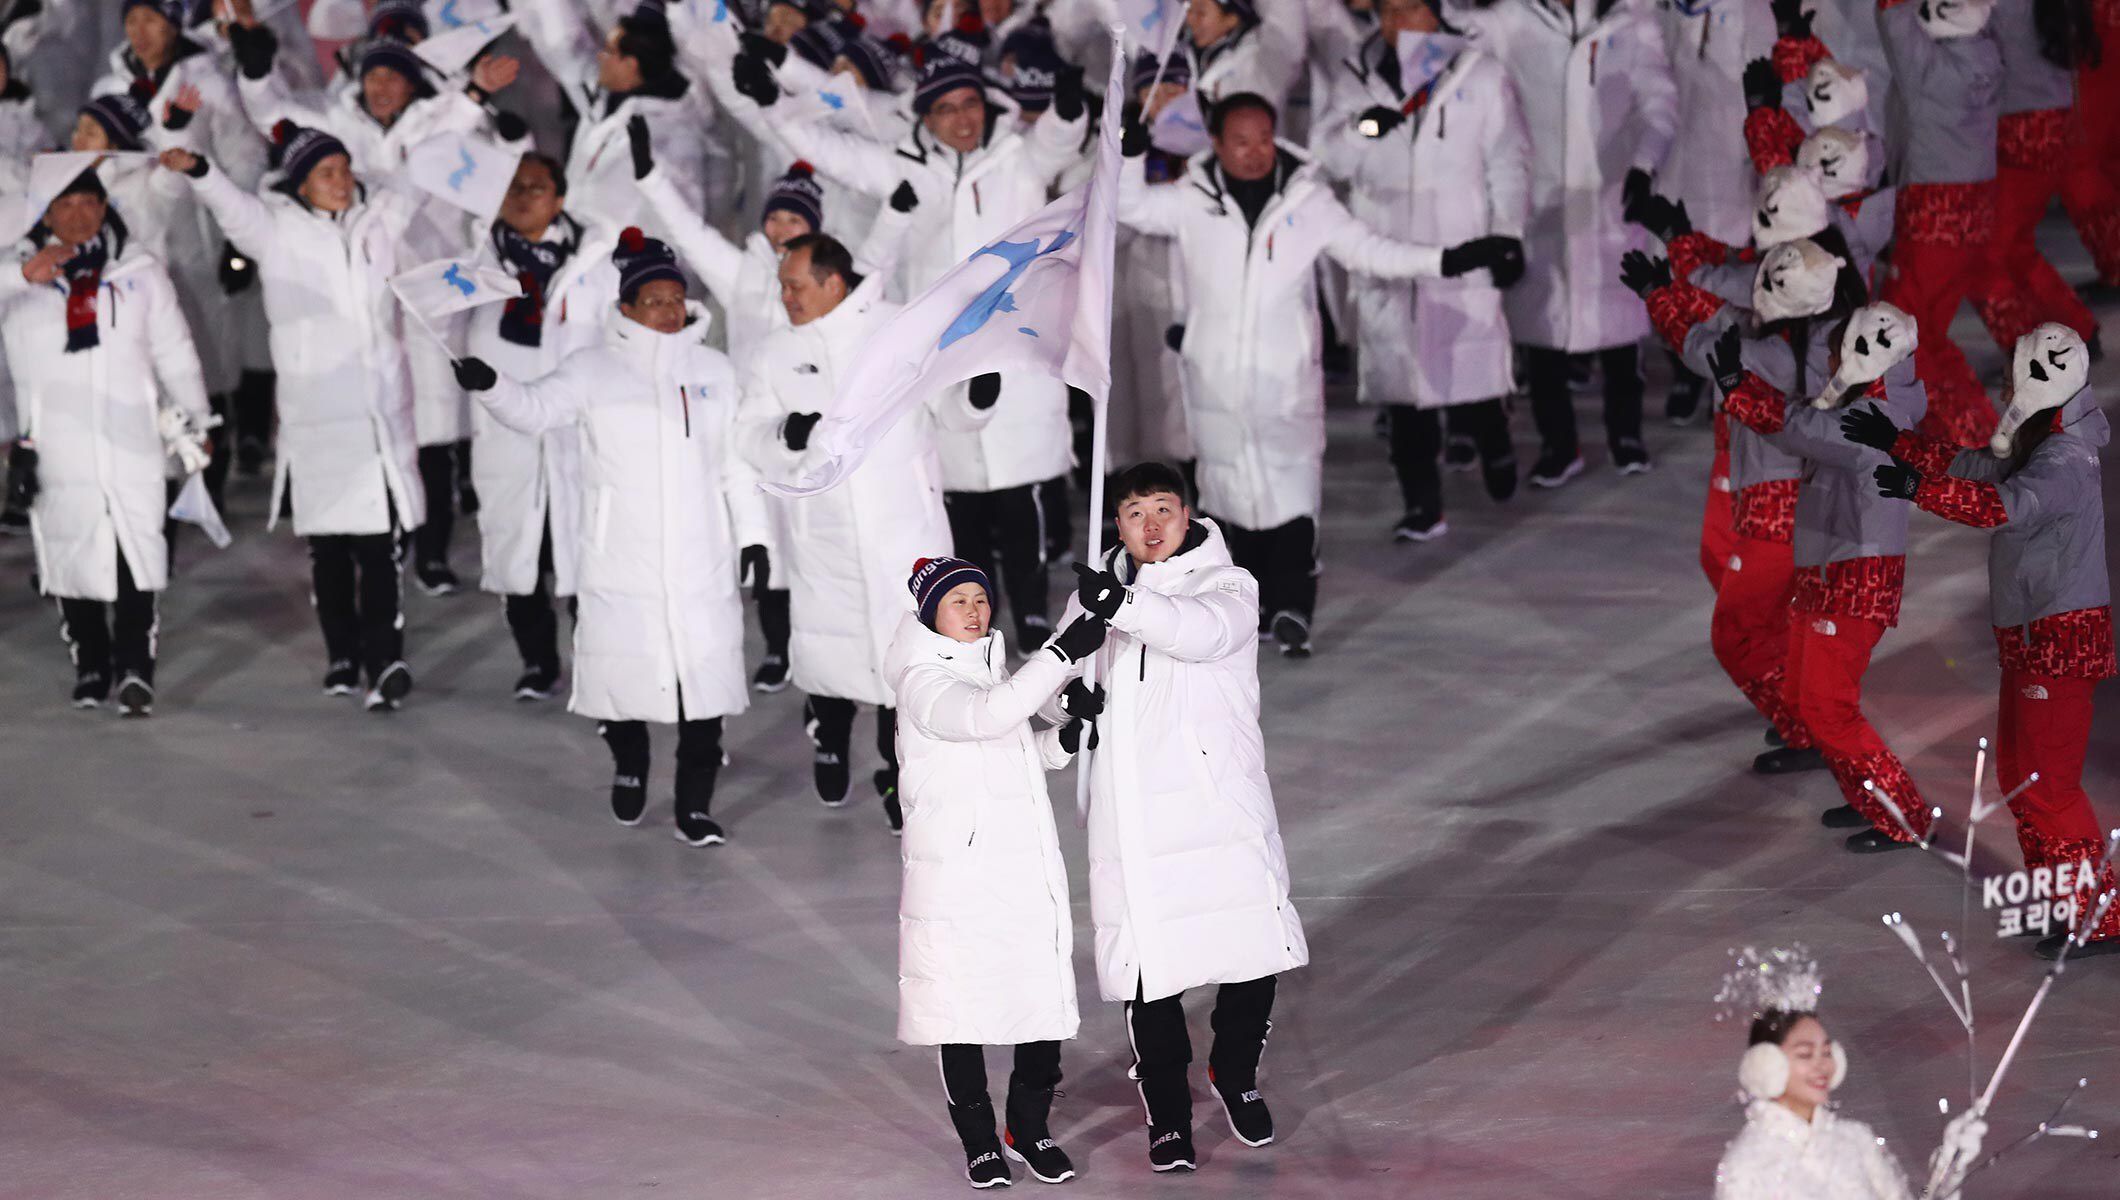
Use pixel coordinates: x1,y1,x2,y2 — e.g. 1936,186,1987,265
1074,27,1126,820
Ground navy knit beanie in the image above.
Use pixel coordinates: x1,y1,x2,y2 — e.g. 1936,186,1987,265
613,226,685,303
760,162,824,233
909,557,992,630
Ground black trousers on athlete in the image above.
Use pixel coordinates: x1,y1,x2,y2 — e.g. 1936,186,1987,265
1125,974,1277,1132
58,554,157,686
309,530,403,682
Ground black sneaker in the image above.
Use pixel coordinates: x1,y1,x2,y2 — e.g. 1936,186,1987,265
1846,829,1917,854
1003,1133,1074,1184
751,654,789,693
673,811,726,847
72,672,109,709
117,672,154,718
1820,804,1868,829
414,561,460,597
1146,1127,1196,1173
1270,611,1312,659
1666,375,1706,425
0,507,28,533
1612,439,1653,476
365,660,413,713
1392,511,1448,543
1210,1068,1275,1147
883,790,904,836
323,660,361,696
513,665,560,701
236,436,267,477
1754,746,1827,775
965,1145,1012,1189
1443,433,1477,472
1482,455,1519,503
611,773,648,825
1528,448,1584,489
1004,1085,1075,1184
814,750,849,807
1764,726,1786,748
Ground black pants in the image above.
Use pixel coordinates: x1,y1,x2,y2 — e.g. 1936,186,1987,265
309,531,403,682
1523,343,1644,460
1386,400,1513,519
412,443,456,569
233,368,275,454
1035,475,1071,564
503,520,566,674
944,484,1050,635
601,711,723,818
806,694,898,793
939,1041,1063,1109
58,554,157,685
749,555,791,662
1125,975,1277,1131
1216,516,1317,626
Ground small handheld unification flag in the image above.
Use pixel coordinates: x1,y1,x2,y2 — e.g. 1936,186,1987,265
426,0,509,29
405,130,522,224
414,14,519,77
1150,90,1209,157
781,79,877,133
389,257,524,325
167,472,233,549
1118,0,1184,52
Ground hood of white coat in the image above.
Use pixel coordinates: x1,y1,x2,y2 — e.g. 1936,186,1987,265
883,610,1008,694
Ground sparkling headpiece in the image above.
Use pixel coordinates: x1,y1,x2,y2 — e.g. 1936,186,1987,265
1714,945,1823,1022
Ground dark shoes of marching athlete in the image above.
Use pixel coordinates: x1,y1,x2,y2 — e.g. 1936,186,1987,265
71,671,108,709
117,673,153,718
1147,1126,1197,1173
323,659,361,697
1002,1084,1074,1184
513,665,561,702
1845,829,1916,854
1820,805,1869,829
365,661,413,713
1754,746,1827,775
1271,611,1312,660
751,653,790,693
949,1100,1014,1189
1210,1066,1276,1148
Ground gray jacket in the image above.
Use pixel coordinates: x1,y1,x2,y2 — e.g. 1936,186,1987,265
1993,0,2075,115
1877,3,2002,184
1759,339,1927,568
1680,307,1806,493
1940,389,2111,630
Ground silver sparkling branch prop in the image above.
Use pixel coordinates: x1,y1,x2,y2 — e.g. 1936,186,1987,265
1974,870,2119,1116
1949,1078,2099,1195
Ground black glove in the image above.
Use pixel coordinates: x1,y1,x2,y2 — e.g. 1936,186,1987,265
782,411,822,451
1072,562,1126,620
1052,64,1086,121
889,180,918,213
627,114,654,180
1626,192,1692,243
1440,235,1518,279
4,439,37,515
739,31,789,67
732,52,780,107
1839,403,1899,453
1874,462,1920,500
1622,168,1652,214
454,356,498,391
1058,678,1105,719
1048,614,1109,663
1358,104,1405,138
1486,236,1527,288
1121,114,1149,158
492,110,529,143
1057,717,1100,755
180,153,210,178
228,19,278,80
162,100,196,132
1743,57,1781,110
1771,0,1814,40
1163,323,1185,353
217,241,255,295
1707,326,1745,395
1618,249,1671,299
740,544,770,589
967,373,1001,410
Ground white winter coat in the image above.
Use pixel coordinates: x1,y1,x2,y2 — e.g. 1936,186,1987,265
1182,12,1307,112
1713,1101,1913,1200
767,104,1085,493
888,618,1079,1046
1049,521,1308,1003
187,168,425,536
737,286,969,707
94,41,268,189
1456,0,1678,352
1653,0,1776,245
0,93,46,195
0,241,207,599
1316,37,1530,409
474,308,762,724
1118,145,1445,529
465,218,621,598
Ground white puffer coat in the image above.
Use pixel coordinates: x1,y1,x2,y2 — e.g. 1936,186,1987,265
0,240,208,599
94,41,268,189
1316,35,1531,409
464,217,621,598
473,307,762,724
1118,145,1446,529
766,103,1086,494
185,167,425,536
1653,0,1776,245
887,617,1079,1047
1049,520,1309,1003
1455,0,1678,352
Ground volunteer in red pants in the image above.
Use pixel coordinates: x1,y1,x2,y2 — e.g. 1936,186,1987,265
1851,323,2118,955
1876,0,2004,448
1702,411,1737,590
1714,482,1811,750
2069,0,2120,283
1970,0,2103,351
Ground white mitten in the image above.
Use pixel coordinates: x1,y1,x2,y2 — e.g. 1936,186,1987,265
1922,1109,1988,1200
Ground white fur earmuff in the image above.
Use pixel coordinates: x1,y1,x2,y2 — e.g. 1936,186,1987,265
1829,1040,1849,1090
1739,1043,1790,1101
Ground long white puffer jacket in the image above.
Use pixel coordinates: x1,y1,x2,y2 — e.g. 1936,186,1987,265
1652,0,1776,245
473,307,763,725
887,616,1079,1047
1050,520,1309,1003
0,239,207,599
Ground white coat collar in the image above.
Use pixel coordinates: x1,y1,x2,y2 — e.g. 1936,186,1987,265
1746,1099,1836,1142
1111,517,1236,589
1182,142,1322,217
884,612,1011,689
607,301,715,366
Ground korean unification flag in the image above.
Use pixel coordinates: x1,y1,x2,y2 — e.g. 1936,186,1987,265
389,258,524,324
426,0,510,30
1118,0,1185,53
414,14,519,78
405,131,522,224
1150,89,1209,157
780,78,877,132
764,39,1124,498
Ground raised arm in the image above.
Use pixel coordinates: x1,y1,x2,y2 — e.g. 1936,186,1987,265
638,161,746,304
899,652,1071,743
1116,152,1192,237
1109,567,1260,664
763,108,904,200
176,156,277,258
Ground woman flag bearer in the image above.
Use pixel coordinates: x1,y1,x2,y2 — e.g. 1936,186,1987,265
0,166,212,716
1847,324,2119,959
1056,462,1309,1175
453,229,760,848
887,556,1108,1189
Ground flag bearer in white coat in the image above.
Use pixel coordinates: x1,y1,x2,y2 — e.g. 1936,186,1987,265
1052,462,1308,1175
1316,0,1532,541
465,153,621,702
1454,0,1678,487
886,556,1109,1190
0,168,211,717
1116,90,1523,656
453,230,761,848
160,124,427,713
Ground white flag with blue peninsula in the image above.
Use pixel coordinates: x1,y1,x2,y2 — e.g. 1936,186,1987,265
389,258,524,325
405,130,521,224
426,0,509,29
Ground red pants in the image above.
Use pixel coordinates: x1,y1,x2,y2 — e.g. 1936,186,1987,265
1700,433,1735,591
1973,121,2102,350
1997,669,2120,940
1783,611,1932,839
1712,536,1810,748
1884,187,1998,448
2075,0,2120,283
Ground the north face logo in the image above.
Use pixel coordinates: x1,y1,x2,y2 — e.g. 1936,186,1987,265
1812,618,1838,636
1727,554,1744,572
2022,683,2050,700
